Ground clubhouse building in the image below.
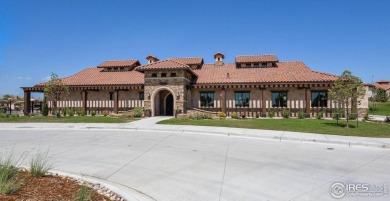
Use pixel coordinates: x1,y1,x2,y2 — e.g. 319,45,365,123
22,53,369,117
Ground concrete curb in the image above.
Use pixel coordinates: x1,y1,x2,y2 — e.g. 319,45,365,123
49,169,156,201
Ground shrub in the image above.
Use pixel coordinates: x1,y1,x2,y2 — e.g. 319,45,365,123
0,113,8,118
316,111,323,120
30,150,53,177
297,110,305,119
385,116,390,123
332,109,344,120
241,114,246,119
75,186,92,201
10,114,19,118
102,110,109,117
61,107,67,116
191,113,212,120
230,112,240,119
217,112,227,119
281,108,291,119
267,108,275,118
90,110,96,116
69,109,75,117
348,113,357,120
133,107,143,118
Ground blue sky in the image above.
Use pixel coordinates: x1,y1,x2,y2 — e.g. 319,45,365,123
1,0,389,97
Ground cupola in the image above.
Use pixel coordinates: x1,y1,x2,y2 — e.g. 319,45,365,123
146,55,159,64
214,52,224,66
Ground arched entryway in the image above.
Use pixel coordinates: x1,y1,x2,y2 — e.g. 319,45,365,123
152,89,175,116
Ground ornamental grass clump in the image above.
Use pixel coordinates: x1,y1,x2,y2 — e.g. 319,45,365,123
74,186,92,201
0,150,25,195
30,150,53,177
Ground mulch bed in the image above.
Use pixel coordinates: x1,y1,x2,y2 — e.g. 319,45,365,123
0,171,111,201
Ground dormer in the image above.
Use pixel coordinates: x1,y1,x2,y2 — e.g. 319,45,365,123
214,52,225,66
235,54,279,68
146,55,159,64
97,60,141,71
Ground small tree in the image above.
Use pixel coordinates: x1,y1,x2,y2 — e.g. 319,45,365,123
41,96,49,116
43,73,69,116
374,88,389,102
329,70,365,128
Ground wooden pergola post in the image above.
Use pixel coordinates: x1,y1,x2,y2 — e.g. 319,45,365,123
82,91,87,114
305,88,311,115
261,88,267,117
221,88,226,113
114,90,119,114
23,91,31,116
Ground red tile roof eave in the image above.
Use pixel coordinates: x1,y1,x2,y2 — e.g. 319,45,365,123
193,81,336,86
137,67,198,76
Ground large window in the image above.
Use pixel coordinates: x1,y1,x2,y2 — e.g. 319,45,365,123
200,92,214,107
272,92,287,107
235,92,250,107
139,92,144,100
311,91,328,107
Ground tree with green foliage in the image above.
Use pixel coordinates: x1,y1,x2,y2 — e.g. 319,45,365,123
43,73,69,117
329,70,366,128
374,88,389,102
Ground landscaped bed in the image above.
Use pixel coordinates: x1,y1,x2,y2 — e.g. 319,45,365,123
158,118,390,138
369,102,390,116
0,150,122,201
0,170,112,201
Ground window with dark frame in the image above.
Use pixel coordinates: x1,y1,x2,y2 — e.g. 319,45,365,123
272,92,287,107
109,92,114,100
152,73,157,77
200,92,214,107
235,92,250,107
311,91,328,107
139,92,144,100
261,63,267,68
254,63,259,68
246,64,251,68
171,73,176,77
161,73,166,77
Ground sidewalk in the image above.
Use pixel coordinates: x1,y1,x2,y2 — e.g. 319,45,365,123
1,116,390,149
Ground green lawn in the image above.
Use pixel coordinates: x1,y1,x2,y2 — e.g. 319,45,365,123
158,118,390,138
368,102,390,116
0,116,134,123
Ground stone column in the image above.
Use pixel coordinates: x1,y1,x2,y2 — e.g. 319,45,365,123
221,88,226,113
23,91,31,116
82,91,87,113
262,89,267,117
305,89,311,115
114,90,119,114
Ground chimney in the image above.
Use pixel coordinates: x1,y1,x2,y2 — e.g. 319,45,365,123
214,52,224,66
146,55,159,64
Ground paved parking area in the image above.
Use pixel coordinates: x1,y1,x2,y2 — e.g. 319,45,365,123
1,128,389,201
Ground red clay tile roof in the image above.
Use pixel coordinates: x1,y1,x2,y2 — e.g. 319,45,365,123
376,80,390,84
374,83,390,91
32,56,339,87
169,57,204,65
193,61,338,84
97,60,140,68
235,55,279,63
35,68,144,86
136,59,197,75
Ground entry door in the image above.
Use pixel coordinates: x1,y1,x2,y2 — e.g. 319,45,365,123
166,94,173,116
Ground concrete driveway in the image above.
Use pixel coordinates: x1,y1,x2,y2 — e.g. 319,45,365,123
1,125,389,201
